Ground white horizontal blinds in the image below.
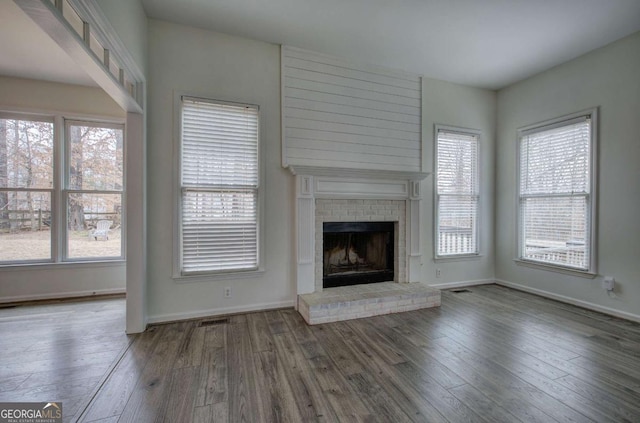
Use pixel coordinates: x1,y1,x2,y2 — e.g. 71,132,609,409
282,46,422,172
181,98,258,273
521,119,590,195
520,116,591,270
436,129,479,256
182,100,258,186
182,190,257,271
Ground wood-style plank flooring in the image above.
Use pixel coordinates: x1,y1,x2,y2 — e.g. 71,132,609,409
3,285,640,422
0,297,131,422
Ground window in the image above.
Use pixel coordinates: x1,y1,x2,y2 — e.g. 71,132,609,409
65,121,124,259
0,114,124,264
435,126,479,257
517,110,596,272
179,97,259,274
0,115,54,262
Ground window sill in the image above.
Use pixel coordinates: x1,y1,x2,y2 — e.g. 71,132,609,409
435,254,483,262
173,268,265,284
0,260,126,272
514,259,596,279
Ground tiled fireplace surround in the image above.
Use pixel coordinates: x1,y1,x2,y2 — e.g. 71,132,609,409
293,173,441,324
314,198,406,290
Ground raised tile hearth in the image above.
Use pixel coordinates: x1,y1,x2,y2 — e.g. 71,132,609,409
297,282,441,325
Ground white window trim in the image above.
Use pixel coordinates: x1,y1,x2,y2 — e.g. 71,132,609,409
172,92,265,281
515,108,598,277
0,110,126,268
0,260,125,272
434,124,481,259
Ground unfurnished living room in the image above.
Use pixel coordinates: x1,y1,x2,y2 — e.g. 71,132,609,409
1,0,640,421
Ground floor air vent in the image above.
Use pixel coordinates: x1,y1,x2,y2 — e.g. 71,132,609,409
198,318,229,327
451,289,471,293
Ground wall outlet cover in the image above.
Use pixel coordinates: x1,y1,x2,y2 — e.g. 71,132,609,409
602,277,615,291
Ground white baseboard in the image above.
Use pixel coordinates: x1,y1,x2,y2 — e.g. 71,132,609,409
147,300,296,324
427,279,495,290
495,278,640,324
0,288,126,304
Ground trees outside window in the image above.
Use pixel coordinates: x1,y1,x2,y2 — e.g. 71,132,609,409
65,122,124,259
0,114,124,264
0,115,54,262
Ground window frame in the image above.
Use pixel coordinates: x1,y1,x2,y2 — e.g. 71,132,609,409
173,94,264,281
515,108,598,276
434,124,481,259
0,111,125,267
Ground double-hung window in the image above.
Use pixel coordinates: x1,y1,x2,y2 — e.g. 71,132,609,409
435,126,480,257
179,97,259,275
0,113,124,264
517,110,597,272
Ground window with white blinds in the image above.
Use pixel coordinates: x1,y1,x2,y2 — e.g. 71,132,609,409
436,127,479,257
518,111,596,272
180,97,259,274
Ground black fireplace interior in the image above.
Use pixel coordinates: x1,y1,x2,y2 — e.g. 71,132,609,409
323,221,394,288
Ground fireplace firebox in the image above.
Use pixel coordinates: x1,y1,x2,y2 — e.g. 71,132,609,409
322,221,395,288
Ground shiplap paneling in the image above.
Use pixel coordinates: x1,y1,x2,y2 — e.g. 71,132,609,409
282,46,422,173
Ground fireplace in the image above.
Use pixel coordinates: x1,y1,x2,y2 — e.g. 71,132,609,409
295,176,423,296
293,176,437,325
322,221,395,288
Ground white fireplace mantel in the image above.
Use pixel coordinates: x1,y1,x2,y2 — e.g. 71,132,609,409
287,165,429,182
294,169,429,300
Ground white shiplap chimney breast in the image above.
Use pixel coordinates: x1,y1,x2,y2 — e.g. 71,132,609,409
282,46,428,179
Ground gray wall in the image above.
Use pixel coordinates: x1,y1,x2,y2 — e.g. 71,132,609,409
145,19,497,322
422,78,496,286
146,20,294,322
496,31,640,319
95,0,148,76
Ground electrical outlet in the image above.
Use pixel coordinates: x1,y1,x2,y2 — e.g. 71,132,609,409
224,287,232,298
436,268,442,278
602,277,615,291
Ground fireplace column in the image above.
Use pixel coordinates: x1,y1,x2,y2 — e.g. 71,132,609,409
295,175,315,297
407,180,422,283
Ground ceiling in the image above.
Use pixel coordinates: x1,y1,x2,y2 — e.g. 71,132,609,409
3,1,640,91
141,0,640,90
0,1,96,87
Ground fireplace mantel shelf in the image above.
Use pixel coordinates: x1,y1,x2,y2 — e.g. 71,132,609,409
286,165,430,181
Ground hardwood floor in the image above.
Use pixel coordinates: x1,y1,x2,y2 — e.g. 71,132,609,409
3,285,640,422
0,297,131,422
